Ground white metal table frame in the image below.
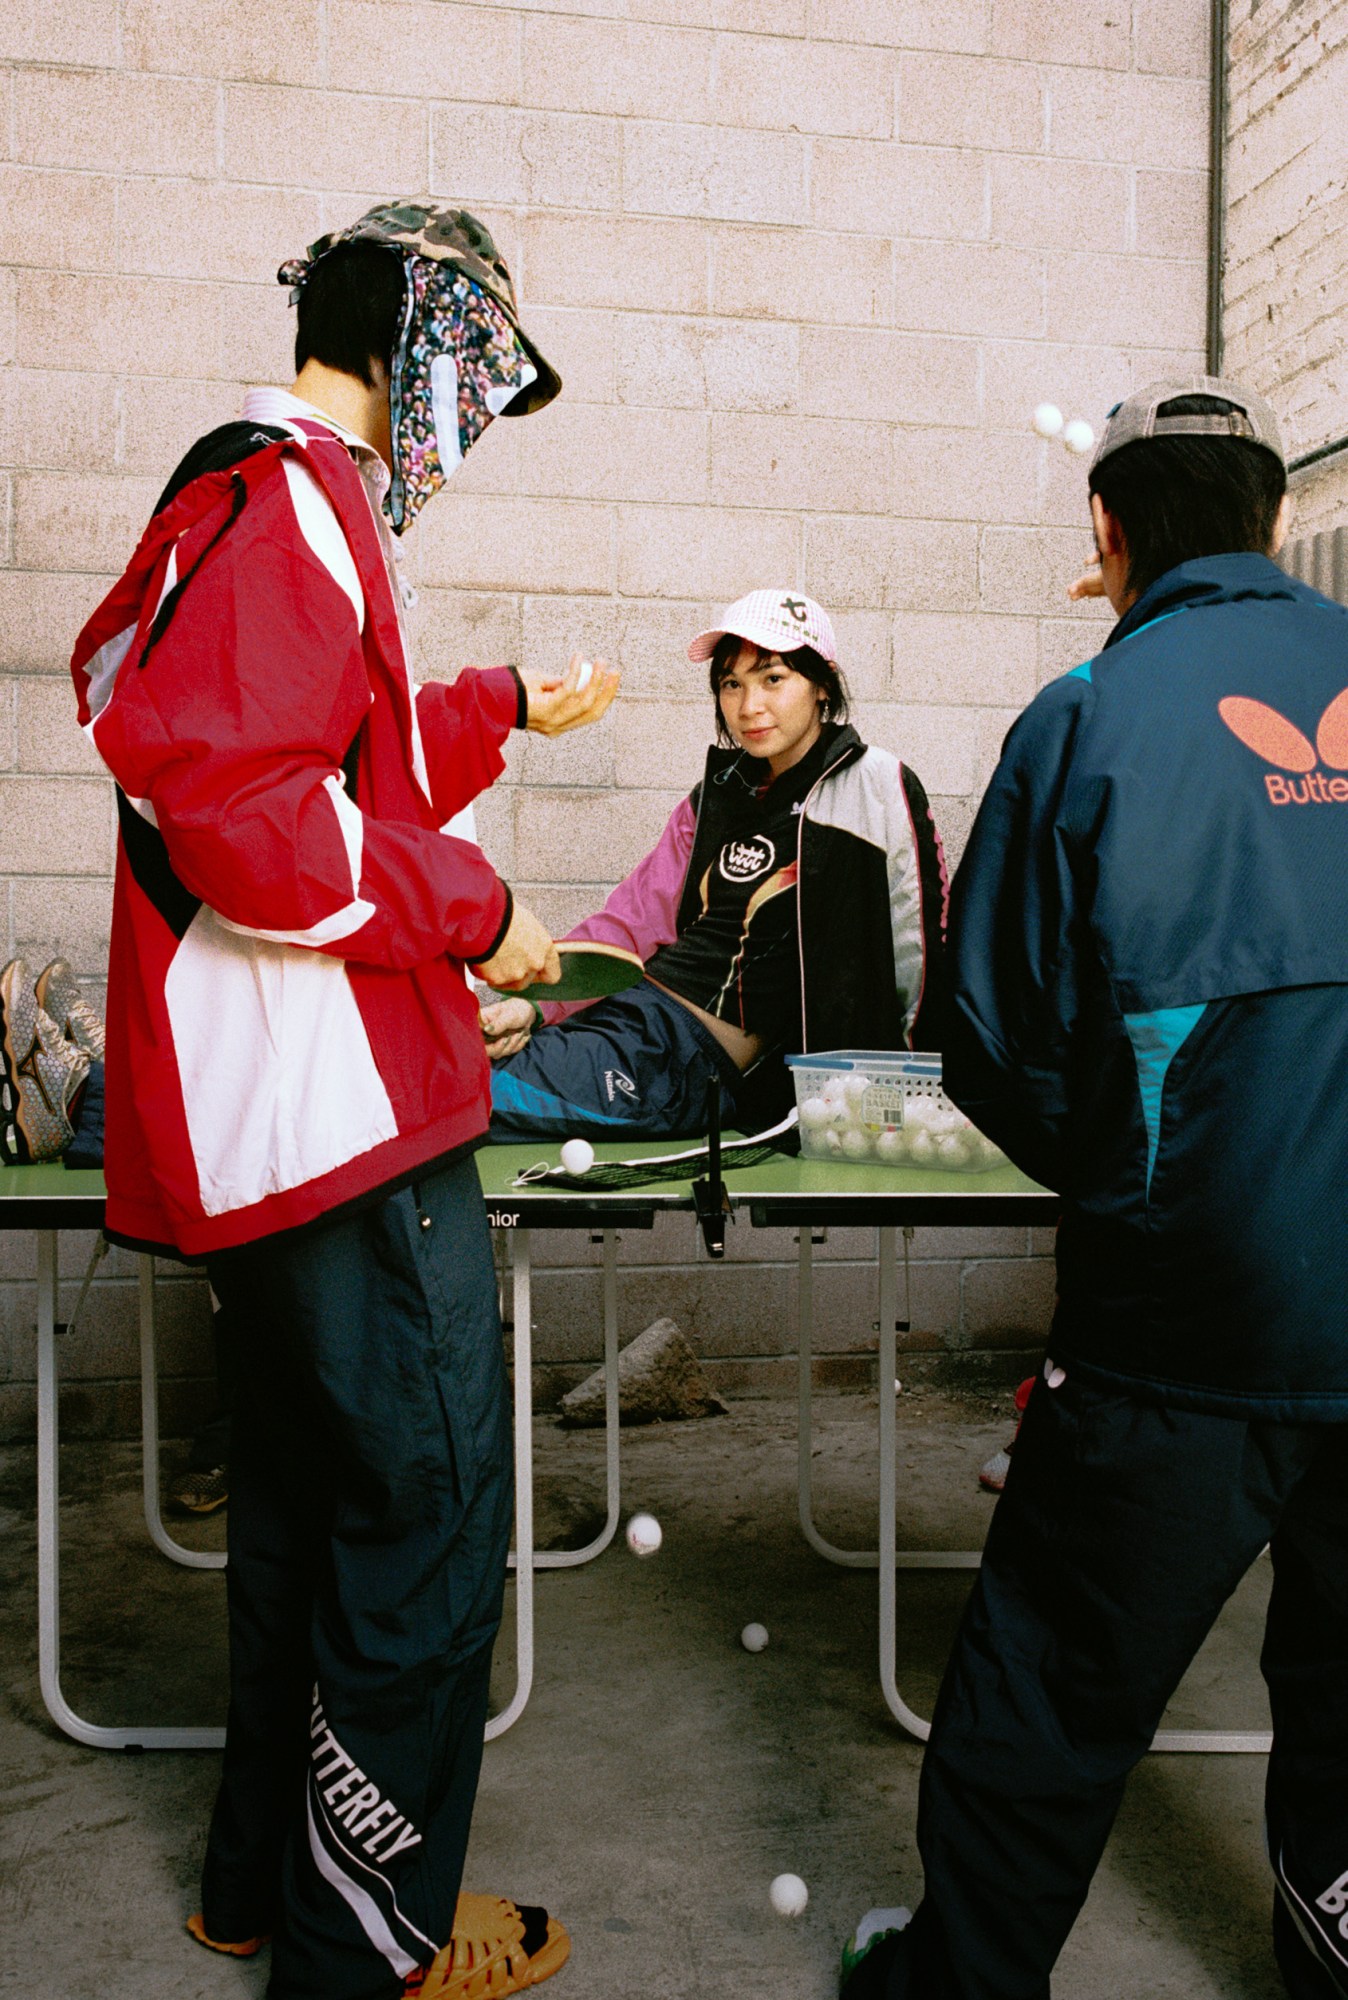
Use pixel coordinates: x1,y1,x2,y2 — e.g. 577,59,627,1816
29,1178,1271,1758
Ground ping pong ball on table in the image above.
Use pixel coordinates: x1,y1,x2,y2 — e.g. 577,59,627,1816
1063,418,1095,455
875,1128,906,1162
841,1128,871,1159
626,1511,662,1557
560,1138,594,1176
842,1073,871,1104
800,1096,830,1129
1032,403,1064,439
770,1874,809,1918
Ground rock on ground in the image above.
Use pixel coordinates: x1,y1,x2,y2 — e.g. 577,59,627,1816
559,1316,728,1427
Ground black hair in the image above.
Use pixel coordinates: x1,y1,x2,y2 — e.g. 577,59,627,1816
294,240,406,388
1088,393,1287,600
708,633,849,747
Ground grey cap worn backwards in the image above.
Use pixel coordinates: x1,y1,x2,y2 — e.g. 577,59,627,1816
1090,374,1285,476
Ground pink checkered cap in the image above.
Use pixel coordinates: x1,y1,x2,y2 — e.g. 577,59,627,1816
687,590,839,666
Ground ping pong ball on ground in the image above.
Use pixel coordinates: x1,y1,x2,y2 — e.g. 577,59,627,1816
1032,403,1064,439
560,1138,595,1176
740,1622,769,1653
770,1874,809,1918
626,1511,662,1557
1063,418,1095,455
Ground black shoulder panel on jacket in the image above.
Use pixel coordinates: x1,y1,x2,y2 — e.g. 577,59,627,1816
154,422,290,516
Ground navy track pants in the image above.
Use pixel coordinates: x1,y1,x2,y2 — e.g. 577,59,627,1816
204,1157,512,2000
881,1375,1348,1999
488,979,742,1140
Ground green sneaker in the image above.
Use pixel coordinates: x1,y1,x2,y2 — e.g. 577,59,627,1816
840,1907,912,1996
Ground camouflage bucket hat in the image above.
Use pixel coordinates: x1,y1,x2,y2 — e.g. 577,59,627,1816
278,200,561,414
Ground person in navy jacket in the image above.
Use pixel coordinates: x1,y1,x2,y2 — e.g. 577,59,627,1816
841,378,1348,2000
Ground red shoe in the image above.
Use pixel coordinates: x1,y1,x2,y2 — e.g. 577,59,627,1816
978,1376,1034,1493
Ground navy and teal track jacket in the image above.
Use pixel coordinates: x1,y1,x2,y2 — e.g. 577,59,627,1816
945,553,1348,1419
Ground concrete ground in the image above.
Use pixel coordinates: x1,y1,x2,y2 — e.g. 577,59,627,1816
1,1390,1282,1999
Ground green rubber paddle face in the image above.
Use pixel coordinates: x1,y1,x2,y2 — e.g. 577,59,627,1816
505,941,643,1005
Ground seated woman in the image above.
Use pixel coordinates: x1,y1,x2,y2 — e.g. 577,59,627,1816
482,589,948,1140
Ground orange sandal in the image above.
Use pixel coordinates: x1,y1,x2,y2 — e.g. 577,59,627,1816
409,1894,570,1998
186,1912,270,1957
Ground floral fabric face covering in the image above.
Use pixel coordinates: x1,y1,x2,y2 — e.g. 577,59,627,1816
386,256,538,533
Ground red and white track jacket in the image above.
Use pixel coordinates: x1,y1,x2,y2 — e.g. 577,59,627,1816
71,416,519,1256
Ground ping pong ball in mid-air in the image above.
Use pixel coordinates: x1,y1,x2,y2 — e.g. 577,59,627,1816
1063,418,1095,456
626,1511,662,1557
560,1138,594,1176
770,1874,809,1918
1032,402,1064,439
740,1622,769,1653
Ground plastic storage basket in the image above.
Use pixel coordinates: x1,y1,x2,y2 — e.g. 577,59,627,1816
785,1050,1007,1172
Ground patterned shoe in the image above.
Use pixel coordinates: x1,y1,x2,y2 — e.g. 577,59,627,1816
407,1895,570,1998
35,957,107,1060
169,1465,229,1515
0,960,91,1164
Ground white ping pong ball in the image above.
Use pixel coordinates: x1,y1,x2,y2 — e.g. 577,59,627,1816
575,659,594,691
626,1511,662,1557
842,1073,871,1104
841,1128,871,1159
740,1622,769,1653
909,1130,935,1163
1032,402,1064,439
800,1096,830,1129
1063,418,1095,455
770,1874,809,1918
875,1128,906,1163
560,1138,594,1176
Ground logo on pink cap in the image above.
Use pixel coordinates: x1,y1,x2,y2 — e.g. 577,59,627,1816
688,590,838,666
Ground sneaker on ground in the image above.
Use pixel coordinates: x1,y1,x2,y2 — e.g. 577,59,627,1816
0,959,91,1165
169,1465,229,1516
406,1894,570,1998
839,1907,913,1997
978,1375,1036,1493
35,957,107,1061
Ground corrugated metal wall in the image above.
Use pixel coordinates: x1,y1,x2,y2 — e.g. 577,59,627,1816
1282,525,1348,605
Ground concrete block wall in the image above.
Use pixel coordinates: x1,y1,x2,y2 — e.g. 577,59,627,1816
1224,0,1348,536
0,1,1212,1439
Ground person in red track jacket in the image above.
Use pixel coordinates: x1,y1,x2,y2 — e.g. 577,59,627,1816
69,202,614,2000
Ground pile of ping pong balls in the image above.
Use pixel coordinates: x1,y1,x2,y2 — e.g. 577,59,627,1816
798,1075,1004,1171
1032,404,1095,456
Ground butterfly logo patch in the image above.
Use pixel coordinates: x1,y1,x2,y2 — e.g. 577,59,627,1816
1218,690,1348,803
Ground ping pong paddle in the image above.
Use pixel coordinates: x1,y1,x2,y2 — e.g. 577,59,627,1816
491,939,644,1005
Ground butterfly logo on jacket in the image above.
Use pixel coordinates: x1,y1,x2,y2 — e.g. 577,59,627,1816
1218,691,1348,805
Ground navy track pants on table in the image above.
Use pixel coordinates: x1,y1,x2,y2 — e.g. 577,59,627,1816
203,1157,512,2000
488,980,741,1141
880,1375,1348,2000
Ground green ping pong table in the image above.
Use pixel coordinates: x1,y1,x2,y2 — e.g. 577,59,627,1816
3,1146,1271,1759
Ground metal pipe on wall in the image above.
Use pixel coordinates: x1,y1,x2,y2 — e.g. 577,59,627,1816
1207,0,1229,374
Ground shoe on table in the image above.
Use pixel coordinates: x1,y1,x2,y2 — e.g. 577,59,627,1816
35,957,107,1061
169,1464,229,1515
407,1895,570,1998
0,959,91,1165
839,1908,913,1998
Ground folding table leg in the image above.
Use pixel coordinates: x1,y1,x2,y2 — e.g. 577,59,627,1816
35,1228,224,1750
797,1230,878,1568
139,1256,226,1572
487,1229,536,1740
531,1228,621,1570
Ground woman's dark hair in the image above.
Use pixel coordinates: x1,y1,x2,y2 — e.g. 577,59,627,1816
294,241,406,388
708,634,849,747
1088,393,1287,600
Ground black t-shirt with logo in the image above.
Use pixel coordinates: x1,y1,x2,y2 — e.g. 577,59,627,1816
646,730,839,1045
